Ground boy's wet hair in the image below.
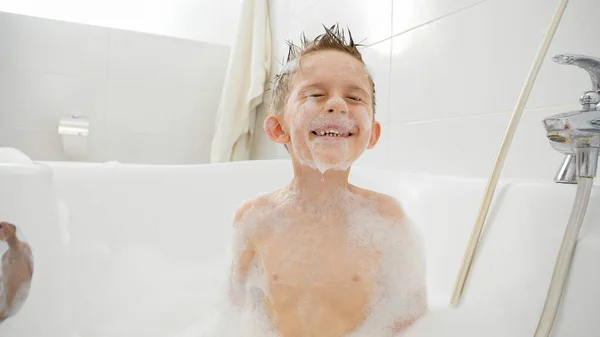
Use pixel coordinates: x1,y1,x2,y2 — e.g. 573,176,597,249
269,24,376,118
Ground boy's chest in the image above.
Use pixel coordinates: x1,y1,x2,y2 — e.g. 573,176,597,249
254,208,381,291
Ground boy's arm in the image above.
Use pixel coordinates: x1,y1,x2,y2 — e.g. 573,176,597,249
0,243,34,319
391,288,428,333
228,201,257,305
377,194,428,333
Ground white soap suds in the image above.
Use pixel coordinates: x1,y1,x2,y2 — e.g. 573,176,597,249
0,148,33,164
4,280,30,317
347,207,427,336
281,58,299,75
190,189,427,337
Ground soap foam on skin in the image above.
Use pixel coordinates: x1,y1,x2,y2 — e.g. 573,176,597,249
281,58,299,75
290,95,372,174
347,203,427,336
190,188,426,337
4,281,31,317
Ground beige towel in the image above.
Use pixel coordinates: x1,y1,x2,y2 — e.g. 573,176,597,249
210,0,272,162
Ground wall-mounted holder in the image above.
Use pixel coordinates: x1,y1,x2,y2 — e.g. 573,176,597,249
57,115,89,158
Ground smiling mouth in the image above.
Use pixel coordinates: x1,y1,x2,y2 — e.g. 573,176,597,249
311,129,351,137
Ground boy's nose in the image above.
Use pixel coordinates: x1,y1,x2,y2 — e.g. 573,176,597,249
324,97,347,114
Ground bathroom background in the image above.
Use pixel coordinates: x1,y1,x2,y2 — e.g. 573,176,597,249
0,0,599,181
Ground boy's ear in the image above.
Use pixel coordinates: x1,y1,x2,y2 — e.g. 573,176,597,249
264,114,291,144
367,121,381,149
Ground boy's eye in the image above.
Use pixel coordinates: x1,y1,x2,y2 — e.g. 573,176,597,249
309,94,324,97
348,96,361,101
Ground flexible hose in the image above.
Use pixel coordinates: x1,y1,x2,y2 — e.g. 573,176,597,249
450,0,571,306
534,177,594,337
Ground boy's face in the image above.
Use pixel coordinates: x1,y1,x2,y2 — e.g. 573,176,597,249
265,49,380,171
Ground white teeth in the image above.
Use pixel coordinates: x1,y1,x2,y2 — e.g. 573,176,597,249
315,129,346,137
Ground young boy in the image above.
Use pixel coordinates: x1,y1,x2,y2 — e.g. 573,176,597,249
228,25,427,337
0,221,33,322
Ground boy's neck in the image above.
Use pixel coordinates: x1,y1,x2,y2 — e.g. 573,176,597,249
290,160,352,199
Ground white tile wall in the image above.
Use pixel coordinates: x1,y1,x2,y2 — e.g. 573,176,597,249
0,11,230,164
0,10,108,76
0,69,106,129
105,79,221,136
391,0,560,124
251,0,600,181
107,30,229,87
103,131,211,165
288,0,392,45
361,40,392,127
0,0,241,46
392,0,487,35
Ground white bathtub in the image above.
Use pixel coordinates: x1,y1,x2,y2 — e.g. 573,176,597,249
0,159,599,337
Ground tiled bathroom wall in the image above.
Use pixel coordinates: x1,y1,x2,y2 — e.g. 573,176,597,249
252,0,600,181
0,11,230,164
0,0,241,50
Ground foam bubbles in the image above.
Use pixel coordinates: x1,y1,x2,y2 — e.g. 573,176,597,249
281,58,299,75
306,191,426,336
0,148,33,164
189,189,426,337
4,281,30,317
290,96,373,174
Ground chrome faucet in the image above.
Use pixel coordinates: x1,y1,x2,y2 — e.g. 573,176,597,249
543,54,600,183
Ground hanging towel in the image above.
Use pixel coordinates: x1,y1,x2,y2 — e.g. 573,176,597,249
210,0,272,163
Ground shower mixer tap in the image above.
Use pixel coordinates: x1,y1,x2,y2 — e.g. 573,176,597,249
542,54,600,183
536,53,599,337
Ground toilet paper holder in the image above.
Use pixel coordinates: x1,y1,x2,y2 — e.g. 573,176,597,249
58,115,89,136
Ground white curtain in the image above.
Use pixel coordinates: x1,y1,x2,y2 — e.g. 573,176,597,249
210,0,272,162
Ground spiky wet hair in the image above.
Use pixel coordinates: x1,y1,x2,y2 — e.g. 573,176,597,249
269,24,376,117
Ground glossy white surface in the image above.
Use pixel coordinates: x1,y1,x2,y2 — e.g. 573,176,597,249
1,160,599,336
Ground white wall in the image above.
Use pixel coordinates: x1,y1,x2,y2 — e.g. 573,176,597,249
252,0,600,181
0,11,230,164
0,0,240,46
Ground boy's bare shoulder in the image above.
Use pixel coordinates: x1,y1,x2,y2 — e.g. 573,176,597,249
233,189,284,223
351,186,406,221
